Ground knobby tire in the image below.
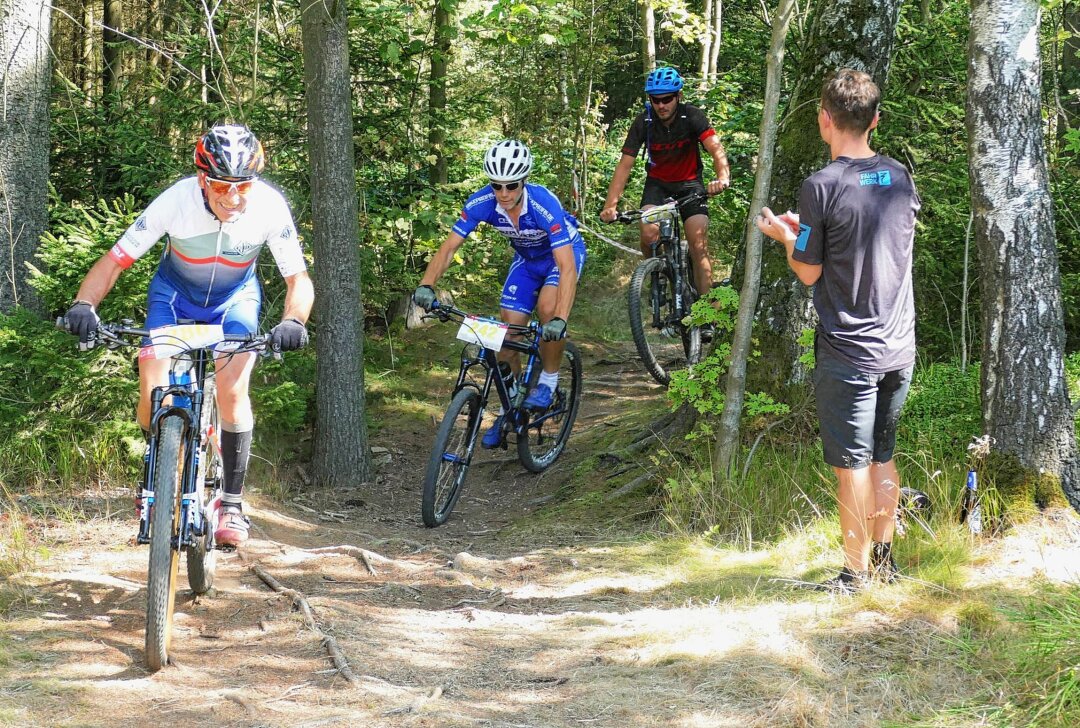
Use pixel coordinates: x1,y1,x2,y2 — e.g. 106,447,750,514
517,341,583,472
146,415,185,671
629,256,698,385
422,387,482,527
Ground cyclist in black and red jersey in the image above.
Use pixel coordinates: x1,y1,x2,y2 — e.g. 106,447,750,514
600,67,731,297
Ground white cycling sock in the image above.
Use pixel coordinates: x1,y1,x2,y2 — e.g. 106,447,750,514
538,369,559,390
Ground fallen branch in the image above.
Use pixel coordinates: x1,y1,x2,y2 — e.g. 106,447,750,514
250,563,361,686
383,685,445,716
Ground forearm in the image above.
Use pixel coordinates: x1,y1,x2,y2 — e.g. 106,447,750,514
780,240,821,286
75,255,123,306
282,271,314,323
555,269,577,321
420,233,465,286
603,157,636,209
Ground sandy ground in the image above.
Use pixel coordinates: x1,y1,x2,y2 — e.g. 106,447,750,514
4,337,1080,727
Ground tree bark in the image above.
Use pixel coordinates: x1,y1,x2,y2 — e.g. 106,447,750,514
1062,1,1079,133
713,0,796,480
428,0,453,186
967,0,1080,511
301,0,374,488
700,0,713,85
103,0,123,96
0,0,52,313
756,0,903,387
642,0,656,74
708,0,722,81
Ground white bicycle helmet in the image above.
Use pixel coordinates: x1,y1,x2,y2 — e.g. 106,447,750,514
483,140,533,182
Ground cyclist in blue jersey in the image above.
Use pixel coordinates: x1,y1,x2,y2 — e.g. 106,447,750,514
64,124,314,547
413,140,586,449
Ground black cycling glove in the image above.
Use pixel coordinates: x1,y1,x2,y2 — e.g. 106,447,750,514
65,301,100,351
412,284,437,311
542,317,567,342
270,318,309,352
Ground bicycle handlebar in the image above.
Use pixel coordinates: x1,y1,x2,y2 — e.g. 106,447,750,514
423,301,541,338
56,317,274,355
603,191,711,225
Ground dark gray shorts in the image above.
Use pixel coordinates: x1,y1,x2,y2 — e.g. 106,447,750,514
641,178,709,220
812,344,913,470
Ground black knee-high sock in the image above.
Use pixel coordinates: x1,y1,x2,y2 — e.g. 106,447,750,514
220,429,252,509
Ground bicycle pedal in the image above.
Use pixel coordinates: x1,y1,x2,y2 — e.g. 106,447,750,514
215,543,237,553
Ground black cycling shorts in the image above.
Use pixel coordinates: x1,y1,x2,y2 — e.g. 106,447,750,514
641,177,709,221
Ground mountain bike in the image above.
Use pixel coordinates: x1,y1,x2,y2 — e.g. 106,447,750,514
60,318,271,671
609,192,709,385
420,302,582,527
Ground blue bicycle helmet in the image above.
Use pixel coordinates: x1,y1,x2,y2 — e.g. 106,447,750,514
645,67,684,95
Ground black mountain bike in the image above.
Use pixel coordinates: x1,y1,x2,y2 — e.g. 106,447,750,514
61,318,271,670
420,302,583,527
611,192,708,385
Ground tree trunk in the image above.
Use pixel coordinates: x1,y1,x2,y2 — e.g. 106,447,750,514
103,0,123,96
1062,2,1079,133
0,0,52,313
708,0,722,81
428,0,453,186
301,0,374,488
81,2,94,101
968,0,1080,511
713,0,796,480
755,0,903,387
642,0,656,74
700,0,713,85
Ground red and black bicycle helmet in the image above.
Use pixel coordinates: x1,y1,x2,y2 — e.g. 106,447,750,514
193,124,265,180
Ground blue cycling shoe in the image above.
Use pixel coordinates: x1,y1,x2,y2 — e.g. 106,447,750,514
481,415,506,449
523,384,554,411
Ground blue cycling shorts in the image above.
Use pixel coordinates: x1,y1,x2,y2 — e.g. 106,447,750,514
143,272,261,346
500,243,586,315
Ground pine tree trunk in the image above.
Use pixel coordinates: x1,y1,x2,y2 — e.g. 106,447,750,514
103,0,122,96
755,0,903,387
968,0,1080,511
0,0,52,313
301,0,373,488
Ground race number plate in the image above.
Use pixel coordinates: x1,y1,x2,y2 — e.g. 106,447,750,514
143,324,226,360
456,316,508,351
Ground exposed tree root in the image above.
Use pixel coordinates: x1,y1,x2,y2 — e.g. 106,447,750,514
303,545,427,575
250,563,361,686
624,403,697,454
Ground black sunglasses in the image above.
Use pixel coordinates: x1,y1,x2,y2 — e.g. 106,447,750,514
490,181,523,191
649,93,678,106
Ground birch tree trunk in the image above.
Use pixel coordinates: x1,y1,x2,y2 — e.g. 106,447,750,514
642,0,656,74
755,0,903,387
708,0,722,81
301,0,374,488
0,0,51,313
712,0,796,480
967,0,1080,511
700,0,713,85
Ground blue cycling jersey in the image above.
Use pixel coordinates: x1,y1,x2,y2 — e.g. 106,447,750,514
451,183,583,261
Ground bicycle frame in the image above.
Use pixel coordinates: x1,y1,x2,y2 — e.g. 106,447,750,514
643,204,693,327
137,347,212,549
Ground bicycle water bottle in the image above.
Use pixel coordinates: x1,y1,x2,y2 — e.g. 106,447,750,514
960,469,982,535
498,361,518,402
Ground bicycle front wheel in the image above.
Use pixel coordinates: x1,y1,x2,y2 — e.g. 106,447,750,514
187,380,219,595
146,415,185,671
517,341,583,473
422,387,483,527
629,257,689,385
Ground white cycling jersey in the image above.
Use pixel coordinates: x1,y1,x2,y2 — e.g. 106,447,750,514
108,177,306,306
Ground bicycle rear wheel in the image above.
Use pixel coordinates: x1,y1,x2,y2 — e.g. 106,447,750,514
422,387,482,527
629,257,692,385
187,381,219,595
517,341,583,472
146,415,185,671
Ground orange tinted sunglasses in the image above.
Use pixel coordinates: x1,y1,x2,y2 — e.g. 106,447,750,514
204,176,255,195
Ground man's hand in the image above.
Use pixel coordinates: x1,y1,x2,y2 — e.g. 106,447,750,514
65,301,100,351
599,206,618,223
412,284,437,311
270,318,308,352
756,207,799,244
706,178,729,196
541,317,567,342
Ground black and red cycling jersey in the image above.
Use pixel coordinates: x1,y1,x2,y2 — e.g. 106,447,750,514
621,103,717,183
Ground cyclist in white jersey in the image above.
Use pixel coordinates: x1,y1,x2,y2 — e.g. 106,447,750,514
65,124,313,546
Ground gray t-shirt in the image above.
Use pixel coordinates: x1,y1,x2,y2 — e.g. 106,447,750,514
792,154,920,372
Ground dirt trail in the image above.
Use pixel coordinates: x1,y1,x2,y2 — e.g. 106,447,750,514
5,335,1080,727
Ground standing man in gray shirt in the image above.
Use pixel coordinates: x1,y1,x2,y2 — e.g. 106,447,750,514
757,68,920,593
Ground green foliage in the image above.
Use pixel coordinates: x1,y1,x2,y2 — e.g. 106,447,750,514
898,360,982,456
